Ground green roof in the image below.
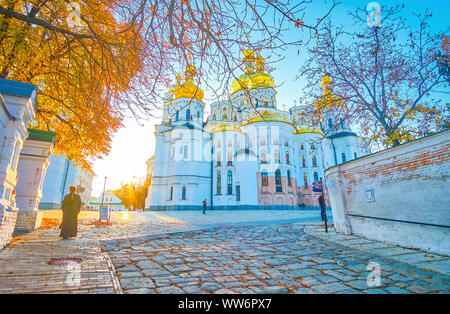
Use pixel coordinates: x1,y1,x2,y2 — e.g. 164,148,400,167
27,129,56,144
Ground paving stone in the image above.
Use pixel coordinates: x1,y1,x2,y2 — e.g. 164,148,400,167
156,285,185,294
201,282,223,292
120,277,155,290
310,282,351,294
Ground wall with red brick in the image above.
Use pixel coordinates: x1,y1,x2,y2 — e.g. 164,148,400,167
256,173,298,206
325,129,450,255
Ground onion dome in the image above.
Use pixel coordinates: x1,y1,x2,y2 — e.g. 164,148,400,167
231,51,275,94
315,72,344,111
173,65,204,101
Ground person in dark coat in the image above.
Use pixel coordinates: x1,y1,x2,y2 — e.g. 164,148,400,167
60,186,82,239
202,199,207,214
319,195,326,221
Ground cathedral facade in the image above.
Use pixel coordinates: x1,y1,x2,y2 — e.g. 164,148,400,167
145,51,369,211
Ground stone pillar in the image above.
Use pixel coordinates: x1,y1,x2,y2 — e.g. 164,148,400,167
15,129,55,231
0,78,37,248
325,165,352,234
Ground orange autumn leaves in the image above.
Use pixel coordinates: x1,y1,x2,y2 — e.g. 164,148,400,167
0,1,142,169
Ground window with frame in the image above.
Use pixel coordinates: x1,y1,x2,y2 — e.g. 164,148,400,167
169,186,174,200
302,156,306,168
275,169,282,192
236,185,240,201
217,171,221,194
261,151,267,164
287,170,291,186
312,155,317,167
342,153,346,163
217,152,221,167
227,171,233,195
262,171,269,186
182,186,187,200
313,172,319,183
274,150,280,163
303,173,308,187
286,151,290,165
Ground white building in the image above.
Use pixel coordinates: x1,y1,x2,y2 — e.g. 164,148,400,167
89,190,126,212
39,155,95,209
146,51,370,211
0,78,37,246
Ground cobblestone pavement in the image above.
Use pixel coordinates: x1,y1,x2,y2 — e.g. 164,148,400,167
0,210,323,293
1,210,449,294
101,223,450,294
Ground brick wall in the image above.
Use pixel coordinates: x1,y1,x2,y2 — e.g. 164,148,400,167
325,129,450,255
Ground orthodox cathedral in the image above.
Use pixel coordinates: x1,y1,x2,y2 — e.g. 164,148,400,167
145,50,370,210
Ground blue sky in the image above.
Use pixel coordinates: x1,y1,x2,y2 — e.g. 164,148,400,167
90,0,449,196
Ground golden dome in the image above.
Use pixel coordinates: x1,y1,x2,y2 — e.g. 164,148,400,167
173,65,204,101
315,74,344,111
231,54,274,94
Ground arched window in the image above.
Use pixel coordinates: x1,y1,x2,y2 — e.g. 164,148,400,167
303,173,308,187
262,171,268,186
175,111,179,121
261,151,267,164
286,151,290,165
260,137,266,146
186,109,191,120
274,150,280,163
217,152,221,167
302,156,306,168
275,169,282,192
217,171,221,194
287,170,291,186
197,111,200,120
313,172,319,183
227,171,233,195
301,143,304,150
227,153,233,166
342,153,346,163
312,156,317,167
182,186,187,200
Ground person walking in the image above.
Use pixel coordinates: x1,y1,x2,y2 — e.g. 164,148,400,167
318,195,326,221
60,186,82,239
202,199,207,214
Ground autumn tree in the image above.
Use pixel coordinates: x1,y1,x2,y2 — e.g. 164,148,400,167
114,178,150,210
0,0,336,167
301,5,449,147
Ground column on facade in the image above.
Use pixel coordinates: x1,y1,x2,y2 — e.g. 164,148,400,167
15,129,55,231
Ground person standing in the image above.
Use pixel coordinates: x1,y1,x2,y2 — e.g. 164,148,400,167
60,186,82,239
202,199,207,214
318,195,326,221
